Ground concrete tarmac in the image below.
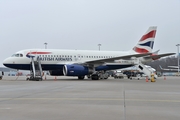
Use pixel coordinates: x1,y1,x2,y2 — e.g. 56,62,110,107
0,76,180,120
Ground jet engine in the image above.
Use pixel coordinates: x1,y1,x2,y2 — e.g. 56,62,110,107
63,64,93,76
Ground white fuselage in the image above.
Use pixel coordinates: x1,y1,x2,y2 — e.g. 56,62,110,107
3,49,152,73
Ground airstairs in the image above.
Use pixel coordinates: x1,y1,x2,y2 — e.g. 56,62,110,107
135,63,153,79
28,56,43,81
132,58,154,79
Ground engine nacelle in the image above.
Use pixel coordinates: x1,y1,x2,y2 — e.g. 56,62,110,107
63,64,93,76
49,70,64,76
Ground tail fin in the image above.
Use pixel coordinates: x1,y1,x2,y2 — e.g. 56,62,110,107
133,26,157,53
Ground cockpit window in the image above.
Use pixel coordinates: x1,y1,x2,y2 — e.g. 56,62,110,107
11,54,16,57
11,53,23,57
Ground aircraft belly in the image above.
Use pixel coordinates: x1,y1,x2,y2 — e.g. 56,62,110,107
96,64,133,71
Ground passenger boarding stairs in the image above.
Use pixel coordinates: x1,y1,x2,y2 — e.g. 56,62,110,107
29,56,43,81
133,58,153,79
135,63,152,79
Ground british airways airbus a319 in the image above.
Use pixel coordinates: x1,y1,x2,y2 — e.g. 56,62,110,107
3,26,175,80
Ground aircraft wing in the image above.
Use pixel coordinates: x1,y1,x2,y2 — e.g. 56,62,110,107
159,65,179,71
84,53,152,64
144,53,175,60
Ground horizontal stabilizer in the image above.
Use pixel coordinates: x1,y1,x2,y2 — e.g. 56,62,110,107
144,53,175,60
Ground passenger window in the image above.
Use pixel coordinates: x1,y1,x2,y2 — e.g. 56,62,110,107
20,54,23,57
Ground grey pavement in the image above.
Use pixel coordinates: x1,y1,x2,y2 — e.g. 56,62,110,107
0,76,180,120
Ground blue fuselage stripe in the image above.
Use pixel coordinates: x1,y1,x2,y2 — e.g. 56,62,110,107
4,64,133,71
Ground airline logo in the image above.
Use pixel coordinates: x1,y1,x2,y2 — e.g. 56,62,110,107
26,52,51,58
133,28,156,53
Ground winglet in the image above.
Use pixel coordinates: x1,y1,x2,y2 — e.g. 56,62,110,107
159,65,163,70
152,50,160,55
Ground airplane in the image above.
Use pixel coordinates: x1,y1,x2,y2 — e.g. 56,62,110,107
167,66,180,69
3,26,175,80
159,65,180,72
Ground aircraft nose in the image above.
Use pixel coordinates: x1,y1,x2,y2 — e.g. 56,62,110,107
3,57,13,67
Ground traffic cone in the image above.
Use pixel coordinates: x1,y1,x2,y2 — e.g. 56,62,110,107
146,77,148,82
164,75,166,80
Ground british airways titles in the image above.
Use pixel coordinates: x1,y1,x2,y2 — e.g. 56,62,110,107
39,57,72,61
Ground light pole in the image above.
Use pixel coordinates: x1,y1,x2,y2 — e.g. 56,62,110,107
176,44,180,76
98,44,101,51
44,42,47,49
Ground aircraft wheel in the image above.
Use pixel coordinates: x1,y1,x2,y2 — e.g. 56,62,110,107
91,75,99,80
78,76,85,80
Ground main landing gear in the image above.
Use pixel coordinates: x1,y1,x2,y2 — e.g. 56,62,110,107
78,76,85,80
91,71,109,80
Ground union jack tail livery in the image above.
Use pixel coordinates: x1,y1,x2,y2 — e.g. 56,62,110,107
133,26,157,53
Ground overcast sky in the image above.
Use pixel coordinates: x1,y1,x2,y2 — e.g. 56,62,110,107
0,0,180,67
